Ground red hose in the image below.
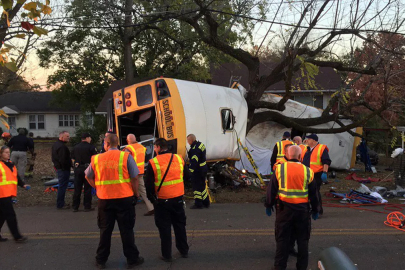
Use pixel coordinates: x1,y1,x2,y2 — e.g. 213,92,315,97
384,212,405,232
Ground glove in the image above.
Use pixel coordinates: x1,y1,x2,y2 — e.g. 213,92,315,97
24,185,31,191
132,196,138,206
312,212,319,220
266,208,272,217
321,172,328,183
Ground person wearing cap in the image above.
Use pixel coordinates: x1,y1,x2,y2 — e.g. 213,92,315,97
271,131,294,172
302,134,331,215
71,133,98,212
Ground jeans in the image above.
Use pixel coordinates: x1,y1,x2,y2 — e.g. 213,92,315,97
57,170,70,208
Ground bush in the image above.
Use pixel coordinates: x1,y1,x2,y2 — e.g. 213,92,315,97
71,115,106,147
0,126,3,135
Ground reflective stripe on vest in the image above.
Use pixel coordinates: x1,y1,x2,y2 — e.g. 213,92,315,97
309,144,327,173
149,154,185,199
92,151,133,199
0,162,18,198
126,144,146,173
275,162,314,204
276,140,294,161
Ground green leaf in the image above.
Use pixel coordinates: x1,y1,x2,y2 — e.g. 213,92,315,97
4,43,15,49
1,0,13,10
33,26,48,36
15,33,26,39
17,0,27,4
5,61,17,72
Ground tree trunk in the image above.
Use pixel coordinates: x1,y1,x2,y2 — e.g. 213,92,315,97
123,0,134,86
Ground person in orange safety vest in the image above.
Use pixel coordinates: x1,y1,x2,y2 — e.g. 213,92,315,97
124,134,154,216
271,131,294,171
144,138,189,262
85,134,144,269
0,146,31,243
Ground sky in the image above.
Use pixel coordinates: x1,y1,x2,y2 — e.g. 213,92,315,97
10,0,405,90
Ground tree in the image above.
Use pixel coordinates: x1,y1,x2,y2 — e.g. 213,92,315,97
38,0,233,112
144,0,405,134
1,0,51,72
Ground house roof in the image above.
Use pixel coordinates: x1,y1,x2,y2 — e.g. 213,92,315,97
210,63,345,91
96,80,126,113
0,91,81,113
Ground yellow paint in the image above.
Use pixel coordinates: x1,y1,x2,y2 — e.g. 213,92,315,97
164,78,187,158
350,127,363,168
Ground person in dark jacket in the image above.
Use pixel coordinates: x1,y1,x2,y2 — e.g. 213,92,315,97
0,146,31,243
187,134,209,209
71,133,98,212
51,131,71,210
7,129,34,181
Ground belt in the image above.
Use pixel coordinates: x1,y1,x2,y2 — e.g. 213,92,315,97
157,196,183,203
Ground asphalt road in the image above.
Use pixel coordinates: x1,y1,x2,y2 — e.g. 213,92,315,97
0,202,404,270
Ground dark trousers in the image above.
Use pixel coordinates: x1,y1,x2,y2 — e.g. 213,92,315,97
274,206,311,270
191,172,210,207
314,172,323,214
56,169,70,208
96,197,140,264
154,197,189,259
72,167,92,210
0,197,22,240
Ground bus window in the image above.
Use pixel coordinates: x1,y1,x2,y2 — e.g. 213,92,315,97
136,85,153,107
221,109,234,132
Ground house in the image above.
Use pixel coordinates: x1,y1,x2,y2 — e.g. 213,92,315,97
0,91,86,138
210,63,346,109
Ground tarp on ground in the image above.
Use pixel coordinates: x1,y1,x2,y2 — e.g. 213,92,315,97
236,94,355,173
235,137,272,176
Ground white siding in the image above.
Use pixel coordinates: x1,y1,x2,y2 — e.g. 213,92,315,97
0,113,77,138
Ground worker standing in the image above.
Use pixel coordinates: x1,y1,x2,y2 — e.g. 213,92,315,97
302,134,331,215
85,134,144,269
270,132,294,171
51,131,71,210
71,133,97,212
124,134,154,216
187,134,209,209
293,136,307,154
265,145,319,270
145,138,189,262
7,129,34,181
0,132,11,148
272,144,293,172
0,146,31,243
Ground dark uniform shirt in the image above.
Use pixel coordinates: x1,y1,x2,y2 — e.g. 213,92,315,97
187,141,207,174
302,143,332,168
265,160,319,212
52,140,71,171
71,141,98,165
1,160,26,187
7,135,34,152
270,139,291,169
145,150,190,202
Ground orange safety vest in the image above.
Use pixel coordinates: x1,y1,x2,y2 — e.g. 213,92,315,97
125,143,146,174
0,161,18,198
273,157,287,172
275,162,314,204
307,144,328,173
276,140,294,162
149,153,185,200
91,150,134,199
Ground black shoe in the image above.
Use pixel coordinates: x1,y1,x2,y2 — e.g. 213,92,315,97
190,205,203,209
15,236,28,243
72,208,79,212
95,261,106,269
160,256,173,262
84,208,95,212
0,236,8,242
127,256,144,269
289,249,298,257
181,253,188,258
203,204,210,209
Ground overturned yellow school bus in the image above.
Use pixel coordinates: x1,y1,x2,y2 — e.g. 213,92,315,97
108,78,248,162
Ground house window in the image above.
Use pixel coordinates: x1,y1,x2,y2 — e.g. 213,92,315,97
8,116,16,128
221,109,234,131
59,115,80,127
29,115,45,130
82,114,93,126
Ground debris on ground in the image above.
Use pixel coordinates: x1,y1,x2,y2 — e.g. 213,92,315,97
345,172,392,183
